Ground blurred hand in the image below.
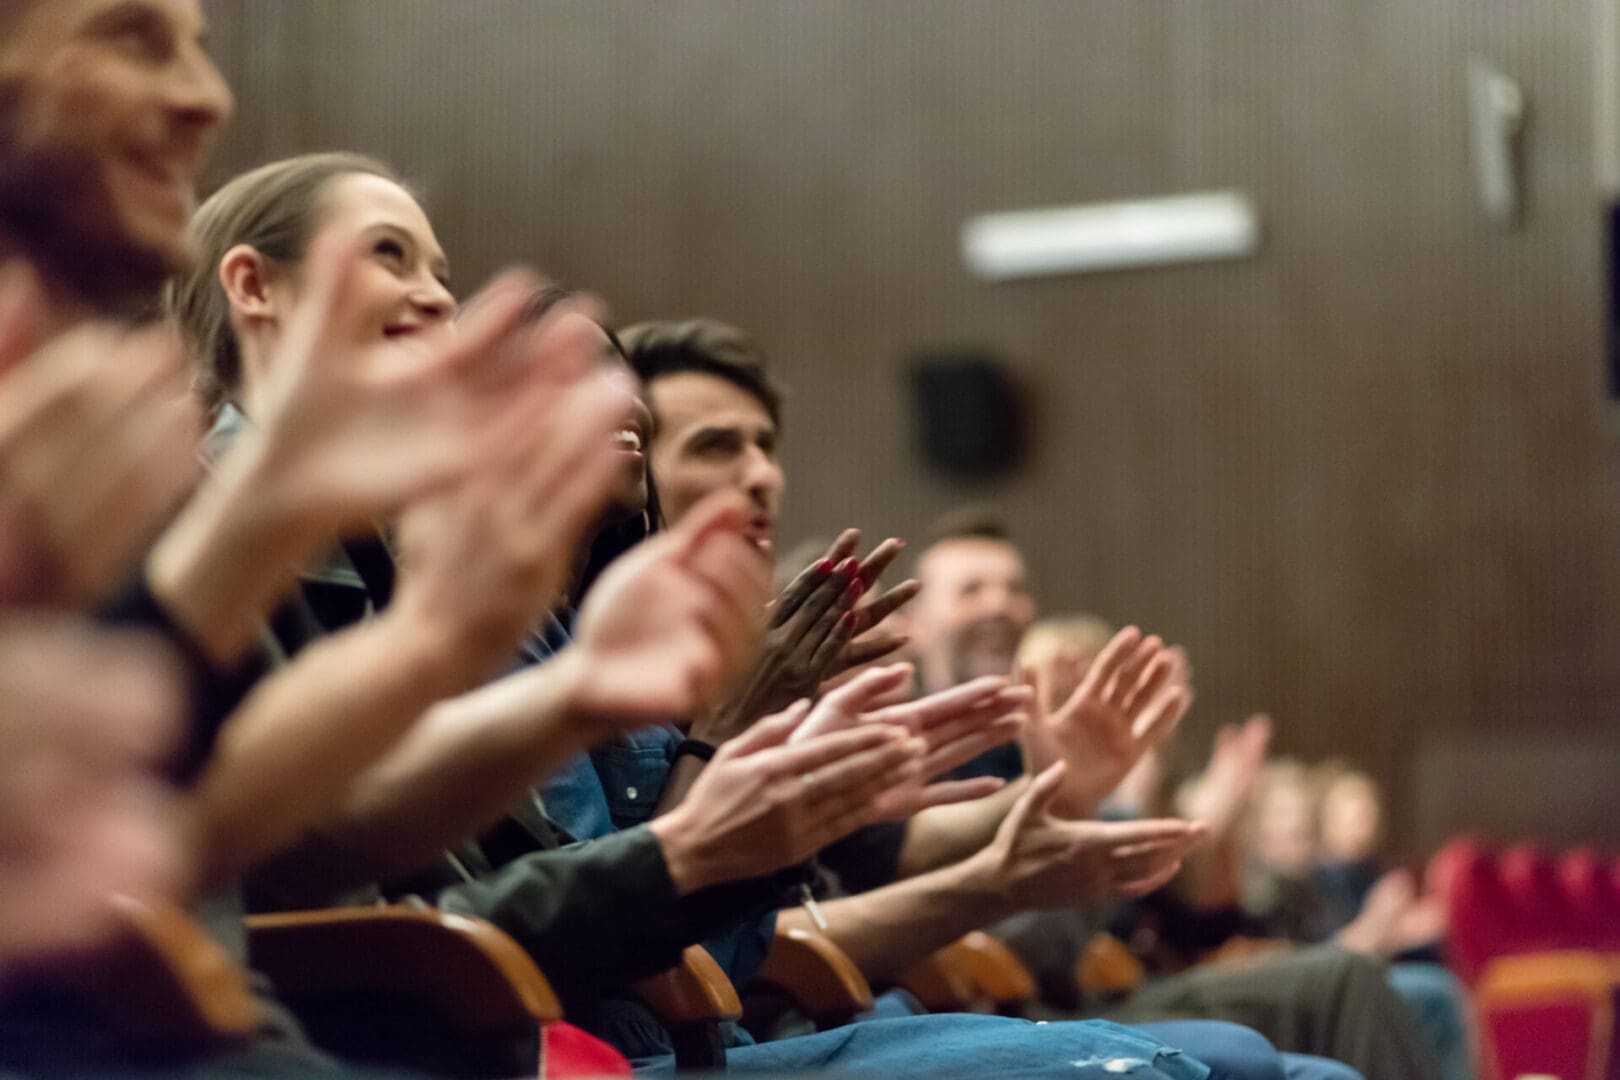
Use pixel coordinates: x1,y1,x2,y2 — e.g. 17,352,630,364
564,492,771,729
0,267,198,607
697,531,918,742
390,357,635,676
970,762,1208,910
1020,626,1193,819
0,617,187,974
650,701,923,893
1181,713,1272,838
789,662,1029,817
240,232,607,534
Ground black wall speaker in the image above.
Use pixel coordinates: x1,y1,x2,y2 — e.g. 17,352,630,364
908,350,1024,478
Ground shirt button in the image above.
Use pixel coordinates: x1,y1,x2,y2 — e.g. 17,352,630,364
626,786,639,800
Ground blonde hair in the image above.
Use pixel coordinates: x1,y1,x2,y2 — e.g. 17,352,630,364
1016,614,1114,668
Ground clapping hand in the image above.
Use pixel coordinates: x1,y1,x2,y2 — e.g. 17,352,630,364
1020,626,1193,820
788,662,1029,818
695,530,918,742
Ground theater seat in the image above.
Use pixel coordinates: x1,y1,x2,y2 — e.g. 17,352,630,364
41,895,261,1055
1474,950,1616,1080
628,945,742,1072
1076,931,1147,999
892,932,1036,1016
1557,848,1620,952
745,925,874,1035
246,905,564,1077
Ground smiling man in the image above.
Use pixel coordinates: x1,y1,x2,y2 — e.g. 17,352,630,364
0,0,232,319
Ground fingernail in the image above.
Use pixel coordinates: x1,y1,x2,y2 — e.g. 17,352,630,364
837,558,859,579
840,611,858,629
813,559,833,574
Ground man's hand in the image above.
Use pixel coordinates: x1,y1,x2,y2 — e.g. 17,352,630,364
650,702,924,894
789,663,1029,818
562,492,771,730
0,617,187,972
1020,626,1192,819
967,762,1207,910
692,530,918,743
0,267,198,607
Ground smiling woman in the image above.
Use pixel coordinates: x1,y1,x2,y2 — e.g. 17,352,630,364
165,152,451,421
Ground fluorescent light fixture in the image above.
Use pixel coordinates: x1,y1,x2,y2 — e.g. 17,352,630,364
961,190,1260,281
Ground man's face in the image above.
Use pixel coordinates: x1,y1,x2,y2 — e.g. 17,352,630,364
0,0,232,306
912,537,1036,687
646,371,784,554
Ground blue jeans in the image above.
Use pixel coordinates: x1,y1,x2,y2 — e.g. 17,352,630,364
1138,1021,1363,1080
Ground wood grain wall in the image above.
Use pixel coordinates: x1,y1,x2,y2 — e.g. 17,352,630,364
204,1,1620,854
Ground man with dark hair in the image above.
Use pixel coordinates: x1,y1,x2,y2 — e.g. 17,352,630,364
624,318,1392,1080
621,318,786,555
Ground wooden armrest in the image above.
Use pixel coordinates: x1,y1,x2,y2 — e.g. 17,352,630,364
628,945,742,1025
752,925,873,1029
946,932,1036,1012
1197,936,1292,970
75,895,261,1053
246,906,561,1032
1477,950,1615,1005
629,946,740,1072
1076,932,1146,997
892,944,981,1014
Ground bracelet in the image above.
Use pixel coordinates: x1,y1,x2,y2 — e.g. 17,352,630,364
673,738,718,764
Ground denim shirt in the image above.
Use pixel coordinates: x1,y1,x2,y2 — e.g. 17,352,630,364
530,613,778,1001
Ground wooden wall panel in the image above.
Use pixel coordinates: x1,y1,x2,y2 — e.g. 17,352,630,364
203,1,1620,852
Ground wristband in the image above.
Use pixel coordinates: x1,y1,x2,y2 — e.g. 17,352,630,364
673,737,718,764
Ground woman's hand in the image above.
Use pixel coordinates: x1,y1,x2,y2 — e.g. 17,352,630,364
693,531,918,743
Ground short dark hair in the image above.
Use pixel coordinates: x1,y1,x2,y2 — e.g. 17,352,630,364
920,506,1014,551
617,318,784,428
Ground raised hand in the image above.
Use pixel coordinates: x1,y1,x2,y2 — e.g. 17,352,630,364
148,238,613,662
1020,626,1193,819
968,762,1208,910
561,491,771,730
788,662,1029,817
1181,713,1272,837
388,357,636,679
649,701,925,894
694,530,919,743
242,234,606,530
0,268,199,607
0,617,187,972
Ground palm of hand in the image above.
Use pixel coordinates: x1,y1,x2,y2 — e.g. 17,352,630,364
1028,694,1142,816
574,566,716,725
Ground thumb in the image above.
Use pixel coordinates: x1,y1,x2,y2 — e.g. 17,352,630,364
721,698,811,758
1003,761,1066,836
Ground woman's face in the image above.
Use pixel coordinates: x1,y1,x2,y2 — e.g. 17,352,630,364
265,172,455,358
591,326,653,519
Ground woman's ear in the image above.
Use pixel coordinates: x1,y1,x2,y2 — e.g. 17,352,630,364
217,244,278,321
